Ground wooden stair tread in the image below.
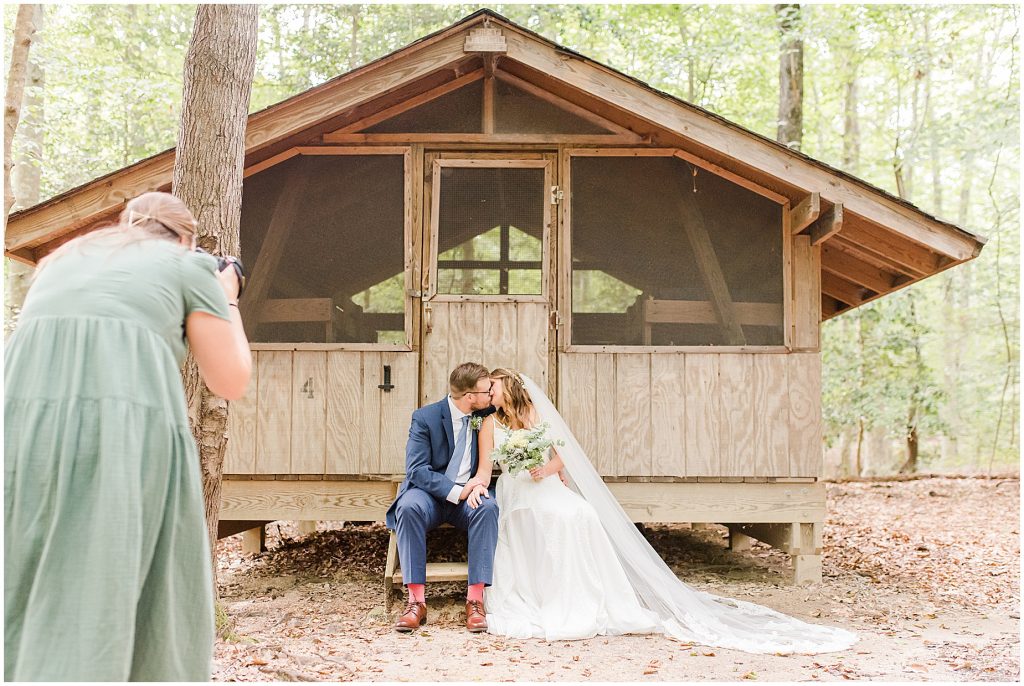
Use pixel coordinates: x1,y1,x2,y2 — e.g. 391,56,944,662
391,562,468,585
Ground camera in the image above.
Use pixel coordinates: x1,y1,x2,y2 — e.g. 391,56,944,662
195,248,246,298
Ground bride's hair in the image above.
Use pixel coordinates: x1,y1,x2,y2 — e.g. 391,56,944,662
489,367,533,430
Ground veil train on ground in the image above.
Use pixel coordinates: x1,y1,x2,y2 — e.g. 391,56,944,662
521,374,858,655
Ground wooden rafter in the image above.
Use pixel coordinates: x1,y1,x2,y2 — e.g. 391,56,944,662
834,224,939,278
821,243,897,294
821,271,868,307
790,192,820,234
808,203,843,245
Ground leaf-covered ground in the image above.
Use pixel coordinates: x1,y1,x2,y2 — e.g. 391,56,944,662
212,477,1019,682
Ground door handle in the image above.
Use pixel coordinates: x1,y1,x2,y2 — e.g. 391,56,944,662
378,364,395,392
424,305,433,334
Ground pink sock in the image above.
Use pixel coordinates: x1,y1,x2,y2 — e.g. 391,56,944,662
407,583,425,603
467,583,485,603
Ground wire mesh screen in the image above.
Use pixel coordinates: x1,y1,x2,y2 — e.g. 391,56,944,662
366,81,483,133
436,166,545,296
570,156,784,346
494,80,609,134
240,154,406,344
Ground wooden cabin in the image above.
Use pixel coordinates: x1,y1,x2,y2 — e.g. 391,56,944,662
6,11,985,584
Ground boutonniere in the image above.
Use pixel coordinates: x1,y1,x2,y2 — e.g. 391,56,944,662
470,416,483,431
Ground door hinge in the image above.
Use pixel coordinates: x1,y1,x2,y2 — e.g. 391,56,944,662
548,310,561,329
550,185,564,205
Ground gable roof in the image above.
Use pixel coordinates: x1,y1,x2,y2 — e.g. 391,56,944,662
5,9,985,319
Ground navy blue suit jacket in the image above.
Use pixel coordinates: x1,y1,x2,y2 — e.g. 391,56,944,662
385,398,492,530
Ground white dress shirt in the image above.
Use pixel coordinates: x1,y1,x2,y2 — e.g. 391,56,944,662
446,395,474,504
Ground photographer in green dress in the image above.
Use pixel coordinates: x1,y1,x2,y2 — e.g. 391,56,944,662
4,191,252,681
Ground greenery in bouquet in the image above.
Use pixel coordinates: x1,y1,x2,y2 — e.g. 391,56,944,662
491,422,564,476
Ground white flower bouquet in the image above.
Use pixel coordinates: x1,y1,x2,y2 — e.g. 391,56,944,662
491,422,563,476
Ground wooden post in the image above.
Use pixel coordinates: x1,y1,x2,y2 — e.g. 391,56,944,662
297,521,318,536
728,527,755,551
241,525,266,555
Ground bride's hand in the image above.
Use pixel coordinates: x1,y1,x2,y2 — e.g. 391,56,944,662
528,464,549,481
467,483,489,509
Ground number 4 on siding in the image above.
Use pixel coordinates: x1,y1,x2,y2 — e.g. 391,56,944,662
301,377,314,399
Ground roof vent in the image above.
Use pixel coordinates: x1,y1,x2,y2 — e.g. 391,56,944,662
464,26,506,53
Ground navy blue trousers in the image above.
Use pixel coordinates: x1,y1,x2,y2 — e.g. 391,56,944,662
393,487,498,586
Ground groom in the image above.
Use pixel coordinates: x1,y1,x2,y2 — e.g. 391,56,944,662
385,362,499,633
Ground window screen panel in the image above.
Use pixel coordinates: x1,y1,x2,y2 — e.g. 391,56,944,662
570,156,784,346
365,81,483,133
494,79,609,134
240,154,406,344
436,166,544,296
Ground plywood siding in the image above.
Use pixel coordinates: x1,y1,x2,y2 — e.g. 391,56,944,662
557,351,822,478
228,349,419,476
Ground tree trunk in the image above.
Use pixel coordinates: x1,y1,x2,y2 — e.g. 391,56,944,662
4,4,40,227
774,4,803,150
4,4,43,336
841,66,860,173
172,4,258,594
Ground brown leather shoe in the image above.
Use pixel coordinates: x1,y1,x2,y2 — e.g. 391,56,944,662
394,601,427,632
465,599,488,632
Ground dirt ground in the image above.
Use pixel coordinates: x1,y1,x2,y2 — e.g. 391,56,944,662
212,477,1020,682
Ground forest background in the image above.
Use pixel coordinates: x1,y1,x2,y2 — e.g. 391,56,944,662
3,3,1019,478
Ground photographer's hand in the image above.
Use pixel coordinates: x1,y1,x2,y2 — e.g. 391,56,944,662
216,262,241,303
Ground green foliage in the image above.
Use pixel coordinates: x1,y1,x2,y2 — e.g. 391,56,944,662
4,4,1018,472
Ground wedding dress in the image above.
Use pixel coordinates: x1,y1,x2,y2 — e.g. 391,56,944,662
484,375,858,654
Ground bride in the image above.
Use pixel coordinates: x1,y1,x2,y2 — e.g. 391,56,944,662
466,367,857,654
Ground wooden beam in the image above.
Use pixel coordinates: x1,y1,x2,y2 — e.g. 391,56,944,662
494,69,640,139
821,270,868,307
330,68,484,135
240,166,307,335
258,298,333,323
642,298,782,327
821,243,896,294
828,233,920,279
321,132,641,144
500,26,981,261
670,174,746,345
482,60,495,134
808,202,843,245
790,192,820,234
840,221,940,277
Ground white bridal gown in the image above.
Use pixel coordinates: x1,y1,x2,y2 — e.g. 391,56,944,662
482,375,859,654
485,421,663,640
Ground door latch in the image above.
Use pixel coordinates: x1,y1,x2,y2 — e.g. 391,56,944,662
550,185,564,205
378,365,395,392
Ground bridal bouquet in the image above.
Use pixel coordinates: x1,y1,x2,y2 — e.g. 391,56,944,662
491,422,563,476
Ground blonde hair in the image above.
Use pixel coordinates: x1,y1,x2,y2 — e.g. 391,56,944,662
36,192,197,273
490,367,533,430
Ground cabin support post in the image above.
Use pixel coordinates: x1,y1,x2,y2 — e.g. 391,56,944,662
727,526,755,551
241,525,266,555
730,521,823,584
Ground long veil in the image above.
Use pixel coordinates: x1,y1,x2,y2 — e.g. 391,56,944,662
522,374,858,655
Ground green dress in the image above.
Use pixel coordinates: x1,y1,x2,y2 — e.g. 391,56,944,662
4,238,230,681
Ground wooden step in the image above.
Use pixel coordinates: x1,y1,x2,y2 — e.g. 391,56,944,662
391,562,468,586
